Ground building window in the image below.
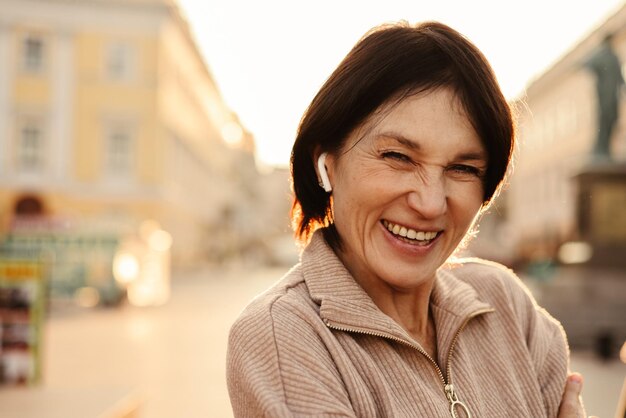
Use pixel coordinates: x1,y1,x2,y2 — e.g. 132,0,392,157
17,118,45,172
106,43,134,81
22,35,44,73
105,124,134,176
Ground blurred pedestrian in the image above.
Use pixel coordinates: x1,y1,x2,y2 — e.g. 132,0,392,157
227,21,588,417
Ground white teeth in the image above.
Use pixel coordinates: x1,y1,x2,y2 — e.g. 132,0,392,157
384,220,438,242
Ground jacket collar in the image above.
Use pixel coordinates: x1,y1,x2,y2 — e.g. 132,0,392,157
302,231,494,355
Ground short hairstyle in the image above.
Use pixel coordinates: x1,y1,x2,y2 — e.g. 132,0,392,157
290,21,515,246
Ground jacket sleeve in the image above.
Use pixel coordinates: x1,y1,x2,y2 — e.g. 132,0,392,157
527,305,569,417
503,271,569,418
226,295,356,417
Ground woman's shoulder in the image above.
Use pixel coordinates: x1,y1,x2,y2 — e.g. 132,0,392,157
228,263,321,345
448,257,520,287
231,264,306,324
445,257,537,311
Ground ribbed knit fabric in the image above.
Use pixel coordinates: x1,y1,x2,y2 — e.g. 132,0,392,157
227,232,569,417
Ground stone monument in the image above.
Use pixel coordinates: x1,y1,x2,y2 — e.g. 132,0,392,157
576,33,626,268
583,33,624,160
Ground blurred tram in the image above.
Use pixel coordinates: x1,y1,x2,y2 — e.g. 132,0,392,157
0,216,172,308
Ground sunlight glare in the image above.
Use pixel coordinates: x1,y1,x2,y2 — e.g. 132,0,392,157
113,253,140,284
558,241,593,264
221,121,244,145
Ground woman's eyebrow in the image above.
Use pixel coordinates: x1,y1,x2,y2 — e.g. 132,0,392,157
376,132,487,162
375,131,421,150
456,151,487,162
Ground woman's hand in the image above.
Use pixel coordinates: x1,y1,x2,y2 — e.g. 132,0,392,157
557,373,598,418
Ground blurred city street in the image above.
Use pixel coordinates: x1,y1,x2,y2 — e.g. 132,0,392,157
5,265,620,418
38,265,290,418
1,1,626,417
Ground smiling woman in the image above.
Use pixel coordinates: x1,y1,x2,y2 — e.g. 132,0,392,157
226,21,586,417
321,89,487,328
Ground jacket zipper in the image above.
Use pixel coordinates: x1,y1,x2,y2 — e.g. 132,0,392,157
442,307,493,417
323,307,493,418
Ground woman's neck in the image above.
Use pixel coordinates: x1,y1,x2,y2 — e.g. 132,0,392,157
335,245,438,356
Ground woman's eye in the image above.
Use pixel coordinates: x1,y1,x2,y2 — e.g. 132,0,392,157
381,151,411,162
448,164,482,176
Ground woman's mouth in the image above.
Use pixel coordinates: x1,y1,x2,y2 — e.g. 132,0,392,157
382,220,440,246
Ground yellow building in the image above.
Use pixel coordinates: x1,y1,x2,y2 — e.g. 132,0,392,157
0,0,257,266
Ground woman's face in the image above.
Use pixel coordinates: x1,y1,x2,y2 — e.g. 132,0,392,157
324,87,486,291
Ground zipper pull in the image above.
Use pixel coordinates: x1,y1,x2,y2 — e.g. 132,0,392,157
444,384,472,418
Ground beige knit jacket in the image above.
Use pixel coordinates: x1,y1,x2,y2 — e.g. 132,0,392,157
227,232,568,417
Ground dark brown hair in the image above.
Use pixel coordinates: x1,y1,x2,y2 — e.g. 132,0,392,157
290,21,514,246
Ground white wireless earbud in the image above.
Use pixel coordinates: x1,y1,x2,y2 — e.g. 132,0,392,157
317,152,332,192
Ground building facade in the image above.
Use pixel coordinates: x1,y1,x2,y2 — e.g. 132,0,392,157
511,4,626,263
0,0,261,266
471,4,626,266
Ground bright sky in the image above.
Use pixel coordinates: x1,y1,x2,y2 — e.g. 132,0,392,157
178,0,625,168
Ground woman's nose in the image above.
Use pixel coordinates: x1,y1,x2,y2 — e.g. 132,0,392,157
406,174,447,219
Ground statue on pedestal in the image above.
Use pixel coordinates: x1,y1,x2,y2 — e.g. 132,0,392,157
583,33,624,160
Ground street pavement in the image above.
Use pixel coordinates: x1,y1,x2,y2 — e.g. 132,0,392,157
37,265,626,418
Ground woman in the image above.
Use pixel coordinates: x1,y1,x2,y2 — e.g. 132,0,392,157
227,21,588,417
